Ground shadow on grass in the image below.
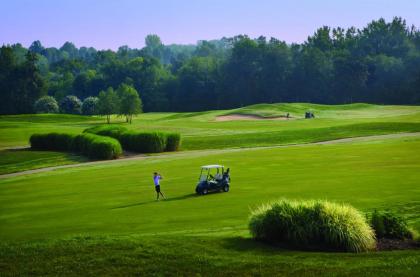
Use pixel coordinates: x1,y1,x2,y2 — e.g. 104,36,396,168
220,236,285,254
112,193,198,209
221,237,341,254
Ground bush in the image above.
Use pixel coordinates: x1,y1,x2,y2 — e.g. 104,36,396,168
60,95,82,114
119,131,166,153
84,126,181,153
83,125,127,140
30,133,76,151
164,132,181,151
34,96,59,113
30,132,122,160
249,199,376,252
82,97,99,115
73,133,122,159
369,210,414,240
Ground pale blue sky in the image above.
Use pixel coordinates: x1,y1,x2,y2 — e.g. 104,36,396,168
1,0,419,50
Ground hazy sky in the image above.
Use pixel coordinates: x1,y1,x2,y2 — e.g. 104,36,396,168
1,0,420,50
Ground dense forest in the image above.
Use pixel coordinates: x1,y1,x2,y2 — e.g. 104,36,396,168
1,17,419,115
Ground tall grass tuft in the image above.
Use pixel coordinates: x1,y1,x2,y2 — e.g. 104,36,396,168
83,125,127,140
30,132,122,160
164,132,182,151
30,133,76,151
119,131,166,153
83,125,181,153
249,199,376,252
368,210,414,240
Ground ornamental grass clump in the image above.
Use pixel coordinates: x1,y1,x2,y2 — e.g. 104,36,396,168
164,132,182,151
30,133,76,151
119,131,166,153
249,199,376,252
84,125,181,153
30,132,122,160
368,210,414,240
83,125,128,140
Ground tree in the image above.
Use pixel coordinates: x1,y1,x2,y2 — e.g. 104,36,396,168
60,95,82,114
97,87,120,123
29,40,45,54
143,34,164,61
117,83,142,123
34,96,59,113
82,96,99,115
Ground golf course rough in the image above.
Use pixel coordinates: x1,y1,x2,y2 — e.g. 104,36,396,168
249,199,376,252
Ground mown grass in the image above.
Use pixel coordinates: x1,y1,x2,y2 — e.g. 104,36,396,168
0,149,86,175
1,236,419,276
1,103,420,150
1,136,419,241
1,104,420,275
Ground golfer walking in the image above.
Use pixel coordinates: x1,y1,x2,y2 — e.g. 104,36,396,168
153,172,166,200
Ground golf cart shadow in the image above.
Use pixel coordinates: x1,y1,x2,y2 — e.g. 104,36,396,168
112,193,197,209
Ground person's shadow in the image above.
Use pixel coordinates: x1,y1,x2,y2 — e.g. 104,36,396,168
112,193,197,209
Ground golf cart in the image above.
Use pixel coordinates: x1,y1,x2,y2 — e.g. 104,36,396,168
195,165,230,195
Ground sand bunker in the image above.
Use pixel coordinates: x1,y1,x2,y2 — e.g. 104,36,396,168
216,114,294,121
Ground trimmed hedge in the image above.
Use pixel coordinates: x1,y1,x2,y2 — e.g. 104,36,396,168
30,132,122,160
84,125,181,153
249,199,376,252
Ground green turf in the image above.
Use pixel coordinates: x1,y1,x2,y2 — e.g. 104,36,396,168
0,149,87,175
1,104,420,275
1,103,420,150
1,236,419,276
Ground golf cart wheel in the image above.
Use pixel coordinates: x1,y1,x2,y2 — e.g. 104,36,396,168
202,188,208,195
223,185,229,192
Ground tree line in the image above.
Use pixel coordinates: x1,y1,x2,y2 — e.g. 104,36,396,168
1,17,419,115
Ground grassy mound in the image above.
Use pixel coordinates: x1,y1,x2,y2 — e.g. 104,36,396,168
249,199,376,252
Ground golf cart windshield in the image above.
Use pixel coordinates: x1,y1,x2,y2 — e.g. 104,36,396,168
199,165,224,181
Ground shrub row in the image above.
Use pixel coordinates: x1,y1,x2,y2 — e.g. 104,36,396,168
84,125,181,153
249,199,376,253
30,132,122,160
30,133,76,151
83,125,128,140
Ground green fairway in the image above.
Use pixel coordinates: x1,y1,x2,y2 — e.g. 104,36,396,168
1,104,420,275
1,135,420,240
1,103,420,151
0,149,87,175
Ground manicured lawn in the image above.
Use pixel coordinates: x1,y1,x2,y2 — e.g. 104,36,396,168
0,149,87,175
1,236,419,276
1,104,420,275
1,137,419,240
1,103,420,150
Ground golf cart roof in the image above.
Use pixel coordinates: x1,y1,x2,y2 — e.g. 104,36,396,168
201,165,224,169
